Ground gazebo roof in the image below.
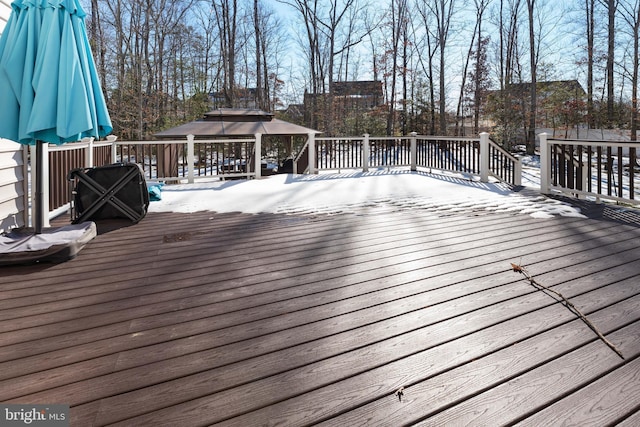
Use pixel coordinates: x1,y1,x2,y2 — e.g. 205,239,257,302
154,108,319,139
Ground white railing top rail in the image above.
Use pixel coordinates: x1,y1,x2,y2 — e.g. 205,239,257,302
315,136,366,141
314,135,483,144
115,137,256,145
45,137,258,158
47,140,111,152
488,138,520,163
415,135,480,142
546,137,640,149
369,136,412,141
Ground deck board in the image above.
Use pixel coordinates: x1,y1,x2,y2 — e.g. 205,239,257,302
1,194,639,426
319,296,640,426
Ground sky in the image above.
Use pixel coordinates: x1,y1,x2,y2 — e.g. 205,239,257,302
148,167,585,220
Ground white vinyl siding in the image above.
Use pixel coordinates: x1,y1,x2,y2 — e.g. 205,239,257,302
0,140,28,232
0,0,10,35
0,2,29,232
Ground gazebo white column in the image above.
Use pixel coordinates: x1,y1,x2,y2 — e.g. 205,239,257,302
254,133,262,178
308,132,316,174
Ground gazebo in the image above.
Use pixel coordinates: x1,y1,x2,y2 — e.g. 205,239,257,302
155,108,320,177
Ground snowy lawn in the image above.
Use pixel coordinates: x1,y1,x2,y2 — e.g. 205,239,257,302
148,167,585,219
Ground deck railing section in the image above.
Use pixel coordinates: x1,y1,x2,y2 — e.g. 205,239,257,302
487,137,522,185
370,136,412,169
293,139,310,174
47,137,113,212
41,132,522,225
310,133,521,186
43,136,258,223
112,137,258,182
415,136,481,176
540,133,640,205
315,137,366,171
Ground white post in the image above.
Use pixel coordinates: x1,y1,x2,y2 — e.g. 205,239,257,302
580,155,588,198
30,145,37,228
479,132,490,183
362,133,370,172
187,134,195,183
308,132,317,174
539,132,550,194
254,133,262,179
22,145,29,227
83,137,95,167
514,158,523,186
42,142,50,228
107,135,118,164
31,142,51,228
410,132,417,171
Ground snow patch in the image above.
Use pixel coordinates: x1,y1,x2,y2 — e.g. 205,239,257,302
148,170,584,219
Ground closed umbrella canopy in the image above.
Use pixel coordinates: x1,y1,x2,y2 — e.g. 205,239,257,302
0,0,112,145
0,0,110,256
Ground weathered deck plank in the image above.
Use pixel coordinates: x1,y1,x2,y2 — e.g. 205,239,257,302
1,197,639,426
514,343,640,426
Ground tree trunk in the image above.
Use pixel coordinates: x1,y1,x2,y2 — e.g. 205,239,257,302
586,0,595,129
606,0,616,127
526,0,537,155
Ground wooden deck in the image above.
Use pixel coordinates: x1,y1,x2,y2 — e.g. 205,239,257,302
1,194,640,426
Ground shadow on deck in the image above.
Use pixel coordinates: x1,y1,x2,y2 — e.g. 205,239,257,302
1,197,639,426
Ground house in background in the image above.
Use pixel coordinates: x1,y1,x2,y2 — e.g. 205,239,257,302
303,80,384,134
209,88,259,109
0,0,30,233
488,79,587,127
331,80,384,110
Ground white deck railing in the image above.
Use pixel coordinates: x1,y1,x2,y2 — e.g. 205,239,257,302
36,132,523,225
304,132,521,186
539,133,640,205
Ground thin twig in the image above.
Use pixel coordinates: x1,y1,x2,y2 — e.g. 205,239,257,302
510,263,624,360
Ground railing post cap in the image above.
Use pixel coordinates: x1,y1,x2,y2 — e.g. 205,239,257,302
410,131,417,136
106,135,118,142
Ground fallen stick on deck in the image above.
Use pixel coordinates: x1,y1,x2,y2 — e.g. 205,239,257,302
510,263,624,360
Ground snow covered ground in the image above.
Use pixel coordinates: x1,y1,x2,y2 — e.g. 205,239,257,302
148,161,585,219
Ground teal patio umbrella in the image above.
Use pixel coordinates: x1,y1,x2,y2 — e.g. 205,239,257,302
0,0,112,234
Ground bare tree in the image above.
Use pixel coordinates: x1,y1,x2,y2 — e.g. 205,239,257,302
485,0,524,148
424,0,457,135
526,0,537,153
619,0,640,141
252,1,286,111
382,0,409,136
190,3,222,96
213,0,240,107
455,0,491,135
280,0,325,127
584,0,597,128
415,1,439,134
600,0,618,127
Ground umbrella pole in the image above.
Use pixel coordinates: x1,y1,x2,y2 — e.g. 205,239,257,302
34,140,44,234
